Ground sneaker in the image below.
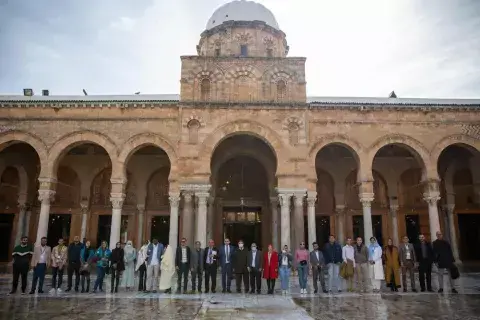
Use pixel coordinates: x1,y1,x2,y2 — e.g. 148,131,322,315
49,289,56,294
57,288,62,293
452,289,458,294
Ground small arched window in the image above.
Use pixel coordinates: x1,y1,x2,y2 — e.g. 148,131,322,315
200,78,211,101
287,122,299,145
276,80,287,101
187,119,201,144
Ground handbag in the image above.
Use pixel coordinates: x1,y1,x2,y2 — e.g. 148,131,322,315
450,264,460,280
299,260,307,266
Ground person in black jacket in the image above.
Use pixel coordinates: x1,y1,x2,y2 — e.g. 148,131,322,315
175,237,191,293
110,242,125,293
414,234,434,292
66,236,82,292
323,235,343,293
204,239,218,293
232,240,249,293
432,231,458,293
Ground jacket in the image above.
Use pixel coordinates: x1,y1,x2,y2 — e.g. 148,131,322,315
51,245,68,268
175,246,191,267
204,246,218,266
432,239,455,268
95,247,111,267
232,248,249,273
110,248,125,271
278,252,293,268
218,245,235,267
67,242,82,263
414,241,434,263
146,243,164,265
398,243,416,264
31,245,51,268
248,250,264,269
190,248,205,271
309,250,325,268
323,242,342,264
80,247,95,264
354,245,369,264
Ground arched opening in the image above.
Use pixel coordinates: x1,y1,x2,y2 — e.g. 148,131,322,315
55,142,112,247
315,143,359,246
210,134,276,250
200,78,211,101
125,145,171,247
187,119,201,144
437,143,480,261
276,79,287,101
0,142,40,260
372,143,426,245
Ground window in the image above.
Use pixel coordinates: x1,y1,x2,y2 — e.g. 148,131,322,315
276,80,287,100
266,48,273,57
187,119,201,144
200,78,211,100
240,45,248,56
215,48,221,57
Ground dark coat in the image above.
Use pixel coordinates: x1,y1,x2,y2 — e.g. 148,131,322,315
218,245,235,267
175,246,191,268
232,248,249,273
414,241,434,264
204,246,218,267
432,239,455,268
323,242,342,264
190,248,204,271
67,242,82,263
248,250,264,269
110,248,125,271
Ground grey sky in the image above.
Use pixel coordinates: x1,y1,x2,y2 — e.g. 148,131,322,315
1,0,479,98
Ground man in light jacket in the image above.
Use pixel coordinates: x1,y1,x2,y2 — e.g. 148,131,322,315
145,238,164,293
29,237,51,294
398,235,417,292
50,238,67,293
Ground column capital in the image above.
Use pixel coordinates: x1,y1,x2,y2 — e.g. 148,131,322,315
110,193,125,210
196,192,209,206
270,196,279,205
38,177,57,190
390,204,399,212
180,184,211,193
359,193,374,207
183,191,194,202
306,191,317,207
335,204,345,214
277,193,292,207
423,193,441,206
137,204,146,213
293,192,305,207
38,189,55,205
169,193,181,208
17,200,28,210
444,203,455,213
80,200,89,214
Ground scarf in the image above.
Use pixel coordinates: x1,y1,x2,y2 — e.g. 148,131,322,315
356,245,362,253
369,239,379,258
124,241,135,256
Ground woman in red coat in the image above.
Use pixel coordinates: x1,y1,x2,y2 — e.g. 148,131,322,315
262,244,278,294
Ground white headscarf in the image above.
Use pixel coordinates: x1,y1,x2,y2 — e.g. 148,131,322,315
124,240,135,255
161,245,175,272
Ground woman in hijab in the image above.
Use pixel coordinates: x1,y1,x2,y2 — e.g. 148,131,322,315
110,242,125,293
368,237,384,292
159,245,175,294
383,238,401,292
121,240,136,290
80,240,94,293
136,240,150,292
93,241,111,293
263,244,279,294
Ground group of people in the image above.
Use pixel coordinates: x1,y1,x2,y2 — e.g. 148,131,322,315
9,230,459,295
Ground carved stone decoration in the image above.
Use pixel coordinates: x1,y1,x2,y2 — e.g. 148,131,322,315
169,194,180,208
187,119,201,144
359,193,375,208
91,167,112,206
146,167,169,209
283,117,304,146
235,32,253,44
38,189,56,205
263,36,275,48
461,124,480,139
110,193,125,210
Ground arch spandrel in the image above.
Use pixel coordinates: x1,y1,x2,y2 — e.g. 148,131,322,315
430,134,480,175
365,134,431,181
0,131,48,173
46,130,117,179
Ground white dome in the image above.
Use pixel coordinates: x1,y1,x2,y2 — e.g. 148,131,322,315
206,0,279,30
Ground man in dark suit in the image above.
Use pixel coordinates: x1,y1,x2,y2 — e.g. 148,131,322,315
204,239,218,293
247,242,263,293
310,242,327,293
232,240,249,293
218,238,235,293
190,241,204,293
175,237,191,293
414,234,434,292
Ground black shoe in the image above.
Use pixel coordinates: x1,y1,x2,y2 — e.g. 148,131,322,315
222,289,226,293
65,288,71,292
412,289,417,292
165,288,172,294
438,289,443,293
227,289,232,293
29,291,35,294
8,291,15,295
212,290,216,293
323,290,328,293
38,290,44,294
314,290,318,294
81,289,85,293
144,290,150,293
205,290,209,293
403,289,407,293
452,289,458,294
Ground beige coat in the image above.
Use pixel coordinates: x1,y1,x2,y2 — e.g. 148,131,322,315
51,245,68,268
31,245,52,268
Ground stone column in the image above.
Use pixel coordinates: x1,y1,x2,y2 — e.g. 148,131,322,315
423,180,441,241
36,189,56,245
293,191,306,248
306,191,317,248
24,210,31,238
80,201,89,241
169,193,180,251
335,205,345,245
136,204,145,249
445,204,461,263
206,196,214,243
15,202,27,245
390,204,399,246
196,192,209,247
270,197,279,250
277,191,292,249
359,194,374,243
109,193,125,250
181,191,194,247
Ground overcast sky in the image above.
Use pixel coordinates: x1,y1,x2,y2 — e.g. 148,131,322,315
1,0,479,98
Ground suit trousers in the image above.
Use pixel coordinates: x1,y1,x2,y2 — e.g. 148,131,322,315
138,264,147,291
418,261,432,290
355,263,369,291
312,266,326,292
51,267,64,289
31,263,47,292
191,266,203,291
221,263,232,290
204,263,217,292
401,261,416,290
438,268,456,290
249,268,262,292
235,270,249,292
177,263,189,292
146,264,160,291
67,262,80,290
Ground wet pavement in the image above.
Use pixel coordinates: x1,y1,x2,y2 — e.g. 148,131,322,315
0,270,479,319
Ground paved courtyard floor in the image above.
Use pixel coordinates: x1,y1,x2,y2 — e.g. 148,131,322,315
0,271,479,319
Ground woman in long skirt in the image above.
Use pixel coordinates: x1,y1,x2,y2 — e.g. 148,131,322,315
368,237,384,292
121,240,136,290
159,245,175,294
384,238,401,291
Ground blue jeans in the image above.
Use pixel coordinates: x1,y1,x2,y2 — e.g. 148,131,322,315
279,266,291,290
298,264,308,289
31,263,46,292
327,263,340,291
94,266,105,291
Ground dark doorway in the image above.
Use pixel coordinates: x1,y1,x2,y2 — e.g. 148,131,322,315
223,207,261,250
405,214,420,245
97,215,112,248
353,215,364,241
47,214,71,247
0,214,14,262
458,214,480,261
316,216,330,248
372,215,383,247
353,215,383,247
151,216,170,246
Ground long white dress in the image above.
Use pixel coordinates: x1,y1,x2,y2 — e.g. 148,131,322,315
122,242,136,287
159,246,175,291
369,245,384,290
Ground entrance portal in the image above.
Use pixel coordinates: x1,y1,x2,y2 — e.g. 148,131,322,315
458,214,480,261
0,214,14,262
223,207,261,249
